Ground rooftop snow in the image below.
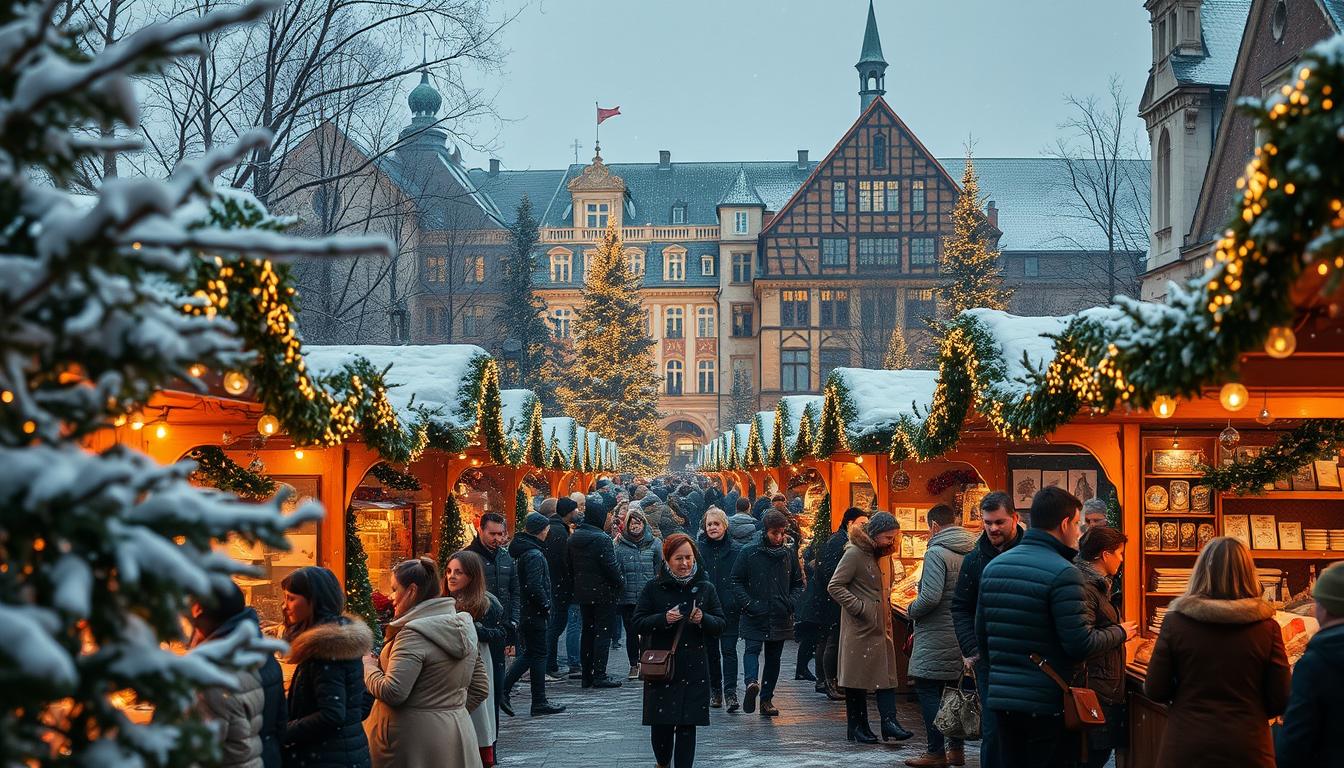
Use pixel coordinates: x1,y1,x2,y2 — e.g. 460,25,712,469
962,309,1071,392
304,344,489,431
831,368,939,437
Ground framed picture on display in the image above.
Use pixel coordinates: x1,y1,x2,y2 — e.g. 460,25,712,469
1042,470,1067,490
1012,470,1042,510
1067,470,1098,502
850,482,876,512
1290,464,1318,491
1314,461,1341,490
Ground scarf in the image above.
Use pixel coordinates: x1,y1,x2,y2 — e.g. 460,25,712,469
670,563,698,584
1074,558,1112,591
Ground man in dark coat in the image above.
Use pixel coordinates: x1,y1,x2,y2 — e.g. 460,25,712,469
950,491,1021,768
502,513,566,717
1277,561,1344,768
544,496,580,674
466,511,519,714
816,506,869,697
976,487,1131,767
567,498,625,687
732,510,804,717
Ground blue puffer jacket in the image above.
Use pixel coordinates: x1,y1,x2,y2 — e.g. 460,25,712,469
975,528,1126,714
613,528,662,605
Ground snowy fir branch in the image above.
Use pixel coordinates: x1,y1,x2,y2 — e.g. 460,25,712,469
187,446,277,500
369,462,421,492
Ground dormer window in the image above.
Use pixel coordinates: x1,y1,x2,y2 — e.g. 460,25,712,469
586,202,610,229
664,248,686,281
734,211,749,234
672,203,687,225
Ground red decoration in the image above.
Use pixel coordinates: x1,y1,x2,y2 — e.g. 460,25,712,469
927,469,981,496
597,105,621,124
372,591,392,613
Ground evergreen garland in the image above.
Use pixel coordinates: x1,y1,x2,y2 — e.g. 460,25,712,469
188,445,276,500
369,462,420,491
814,380,855,458
791,408,816,464
343,506,384,649
884,324,913,370
744,417,765,468
525,399,547,468
514,487,529,534
1199,419,1344,494
437,494,471,573
769,399,790,467
810,492,833,550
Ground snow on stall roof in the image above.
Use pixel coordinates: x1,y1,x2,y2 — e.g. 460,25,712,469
780,395,823,438
831,368,939,437
543,417,577,458
754,410,776,446
961,309,1070,393
499,389,536,441
575,425,590,462
734,424,752,460
304,344,490,430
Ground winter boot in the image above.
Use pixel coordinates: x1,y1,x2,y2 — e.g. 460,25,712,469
759,698,779,717
725,691,740,713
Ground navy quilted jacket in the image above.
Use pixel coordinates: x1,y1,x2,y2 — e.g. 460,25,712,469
974,528,1126,714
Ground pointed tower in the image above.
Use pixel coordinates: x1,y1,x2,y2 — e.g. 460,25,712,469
398,67,448,154
856,0,887,113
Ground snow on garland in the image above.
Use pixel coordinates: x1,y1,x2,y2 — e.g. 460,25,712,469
1199,420,1344,494
188,446,277,500
370,463,421,492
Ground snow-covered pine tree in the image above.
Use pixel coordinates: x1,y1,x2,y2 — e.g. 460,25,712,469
496,196,563,411
0,1,388,764
726,369,756,429
559,221,666,475
883,324,912,369
938,150,1011,316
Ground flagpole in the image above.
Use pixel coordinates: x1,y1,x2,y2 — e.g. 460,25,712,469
595,100,600,151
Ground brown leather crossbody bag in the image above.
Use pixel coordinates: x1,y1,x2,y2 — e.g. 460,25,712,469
1029,653,1106,730
640,607,689,683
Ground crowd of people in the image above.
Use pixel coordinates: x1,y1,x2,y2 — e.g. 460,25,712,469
185,474,1344,768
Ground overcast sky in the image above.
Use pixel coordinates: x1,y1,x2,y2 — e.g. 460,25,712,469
457,0,1153,171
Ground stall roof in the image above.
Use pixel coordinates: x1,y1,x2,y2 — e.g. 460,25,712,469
830,368,939,441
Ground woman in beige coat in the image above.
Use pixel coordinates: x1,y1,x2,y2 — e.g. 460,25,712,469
363,557,490,768
827,512,914,745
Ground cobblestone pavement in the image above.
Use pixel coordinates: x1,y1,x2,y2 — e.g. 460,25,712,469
497,639,982,767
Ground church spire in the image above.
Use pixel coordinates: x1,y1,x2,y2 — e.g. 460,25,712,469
856,0,887,113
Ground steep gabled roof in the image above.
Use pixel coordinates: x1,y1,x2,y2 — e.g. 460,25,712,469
1170,0,1253,87
718,167,765,207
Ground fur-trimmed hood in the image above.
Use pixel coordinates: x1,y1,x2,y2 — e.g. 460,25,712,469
287,614,373,665
846,525,876,555
1167,595,1276,624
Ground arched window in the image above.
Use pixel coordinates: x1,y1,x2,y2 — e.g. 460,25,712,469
664,247,686,281
548,249,572,282
873,132,888,170
697,360,715,393
665,360,684,395
665,306,684,339
1156,128,1172,229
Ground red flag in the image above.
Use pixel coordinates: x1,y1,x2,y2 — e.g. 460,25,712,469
597,105,621,124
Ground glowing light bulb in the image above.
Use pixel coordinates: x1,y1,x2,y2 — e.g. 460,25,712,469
188,364,207,378
257,414,280,436
855,455,864,464
130,410,146,430
222,371,249,396
1264,326,1296,358
1152,396,1177,419
154,423,168,439
294,448,305,460
457,453,467,460
1219,382,1249,412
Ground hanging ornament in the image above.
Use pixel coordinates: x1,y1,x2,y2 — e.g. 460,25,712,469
1152,395,1177,419
1256,407,1276,426
1264,326,1297,358
257,414,280,436
222,371,250,396
1219,422,1241,450
891,466,911,491
1219,382,1249,412
248,457,265,474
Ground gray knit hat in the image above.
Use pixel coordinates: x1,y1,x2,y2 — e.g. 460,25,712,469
866,511,899,537
524,512,550,535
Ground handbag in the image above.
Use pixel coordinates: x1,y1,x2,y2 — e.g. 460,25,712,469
639,610,688,683
1029,653,1105,731
933,668,981,740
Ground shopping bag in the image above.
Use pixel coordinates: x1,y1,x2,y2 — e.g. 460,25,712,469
933,669,981,740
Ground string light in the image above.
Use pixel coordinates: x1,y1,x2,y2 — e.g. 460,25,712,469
257,414,280,436
222,371,250,396
129,410,146,430
1152,396,1177,419
1264,326,1297,358
1,390,12,403
294,448,305,460
154,424,168,440
188,364,207,378
1220,382,1249,412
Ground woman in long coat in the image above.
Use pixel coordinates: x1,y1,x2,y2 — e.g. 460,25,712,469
362,557,490,768
444,551,505,767
280,567,374,768
633,533,725,768
827,513,913,744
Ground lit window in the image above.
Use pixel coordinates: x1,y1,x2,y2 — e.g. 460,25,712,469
424,255,447,284
465,254,485,283
549,251,572,282
697,360,716,393
819,289,849,328
731,304,753,337
664,249,685,281
912,180,926,212
781,349,810,392
665,307,684,339
905,288,935,326
831,181,847,213
821,238,848,269
858,180,899,212
700,253,715,276
696,306,715,338
885,180,900,211
910,237,938,271
551,308,573,338
665,360,684,395
732,252,752,283
734,211,749,234
781,289,809,327
585,202,610,229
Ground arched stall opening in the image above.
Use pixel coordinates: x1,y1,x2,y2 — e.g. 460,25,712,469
665,419,705,472
348,462,435,600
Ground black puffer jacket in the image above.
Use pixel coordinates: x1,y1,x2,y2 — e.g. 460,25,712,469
951,525,1024,658
1076,558,1124,704
731,541,804,642
542,513,572,603
813,528,850,630
695,531,743,632
466,536,520,634
283,616,373,768
567,507,623,605
508,531,552,623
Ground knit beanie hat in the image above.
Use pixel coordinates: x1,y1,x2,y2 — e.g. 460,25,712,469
1314,561,1344,617
524,512,549,535
555,497,578,518
865,511,899,538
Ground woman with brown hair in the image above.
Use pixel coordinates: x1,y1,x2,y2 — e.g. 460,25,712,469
1075,526,1129,768
1144,536,1291,768
633,532,725,767
362,557,488,768
445,550,508,767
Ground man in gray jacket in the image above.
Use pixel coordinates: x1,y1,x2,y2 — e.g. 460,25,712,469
906,504,976,768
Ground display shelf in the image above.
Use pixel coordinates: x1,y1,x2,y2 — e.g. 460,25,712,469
1143,473,1207,480
1225,491,1344,501
1143,551,1198,556
1246,550,1344,560
1142,512,1215,518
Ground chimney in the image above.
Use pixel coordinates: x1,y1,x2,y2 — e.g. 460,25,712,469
488,158,501,177
986,200,999,229
797,149,809,169
658,150,672,170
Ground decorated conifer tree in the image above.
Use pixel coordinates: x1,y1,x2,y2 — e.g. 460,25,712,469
343,507,384,648
883,324,913,369
559,221,666,475
939,150,1011,316
438,494,471,572
810,493,833,550
0,2,385,763
514,487,530,533
496,196,563,412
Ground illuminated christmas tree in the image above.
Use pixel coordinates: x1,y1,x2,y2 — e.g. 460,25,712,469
883,324,912,369
559,221,666,475
344,508,384,648
437,494,471,572
939,150,1011,316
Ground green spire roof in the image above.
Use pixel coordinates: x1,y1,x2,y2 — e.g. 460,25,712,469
857,0,885,66
408,70,441,117
718,167,765,207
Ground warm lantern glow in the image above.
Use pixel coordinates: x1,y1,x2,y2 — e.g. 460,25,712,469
294,448,305,459
1220,382,1249,412
257,414,280,436
1264,326,1296,358
457,453,467,460
1152,396,1177,419
129,410,146,430
855,455,865,464
154,423,167,439
222,371,249,396
188,363,207,378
